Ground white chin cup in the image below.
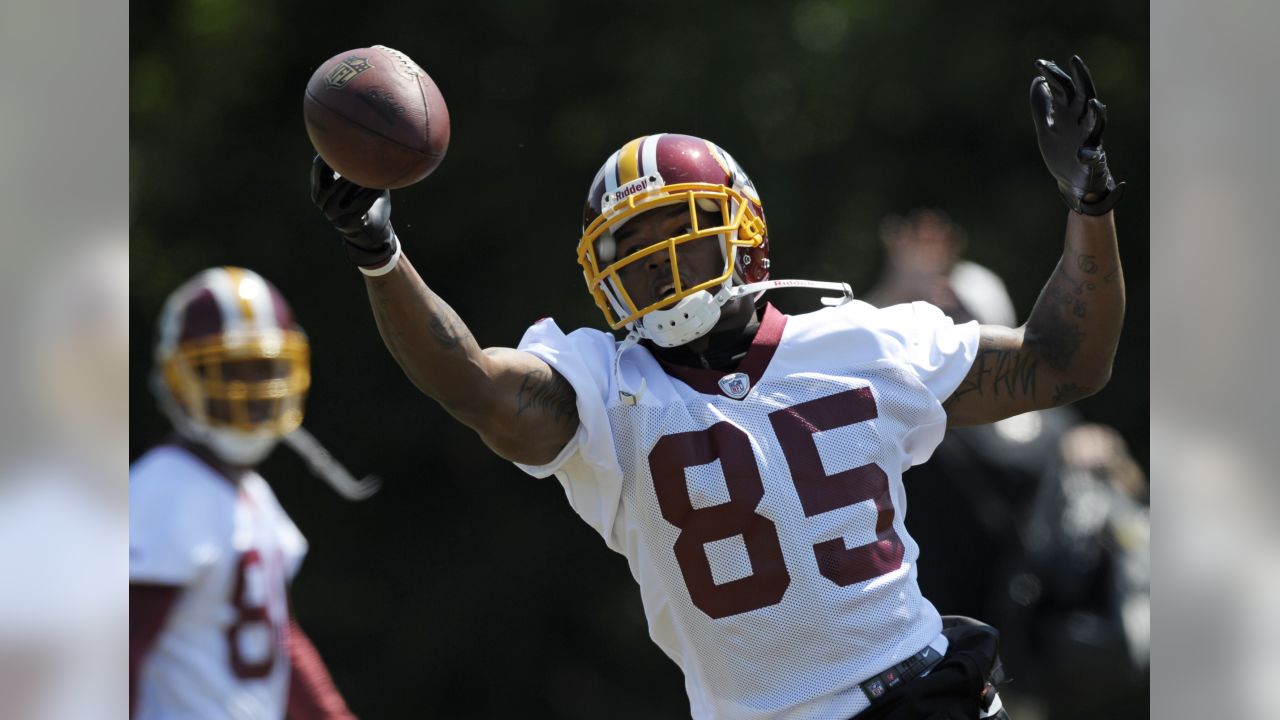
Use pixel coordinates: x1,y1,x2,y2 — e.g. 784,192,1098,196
203,428,279,466
640,290,723,348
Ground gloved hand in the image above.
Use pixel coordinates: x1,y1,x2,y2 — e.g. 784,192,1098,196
310,155,401,275
1030,55,1125,215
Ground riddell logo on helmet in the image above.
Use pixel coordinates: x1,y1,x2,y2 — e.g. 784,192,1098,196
604,173,665,209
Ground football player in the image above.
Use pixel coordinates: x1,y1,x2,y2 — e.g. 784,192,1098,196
312,56,1124,719
130,267,357,719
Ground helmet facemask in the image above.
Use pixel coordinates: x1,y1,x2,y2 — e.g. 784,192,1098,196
578,178,767,346
157,327,310,465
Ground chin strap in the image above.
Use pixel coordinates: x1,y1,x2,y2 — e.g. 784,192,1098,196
726,278,855,306
282,426,382,501
616,278,855,405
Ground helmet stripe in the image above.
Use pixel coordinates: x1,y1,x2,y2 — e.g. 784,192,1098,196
223,266,257,324
207,268,247,337
603,148,621,196
617,135,646,185
641,133,662,179
240,271,280,332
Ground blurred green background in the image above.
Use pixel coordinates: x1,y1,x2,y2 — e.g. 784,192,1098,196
131,0,1147,716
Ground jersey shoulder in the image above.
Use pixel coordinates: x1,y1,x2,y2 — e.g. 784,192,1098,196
130,445,238,510
517,317,621,397
130,445,237,584
779,300,978,402
781,300,921,364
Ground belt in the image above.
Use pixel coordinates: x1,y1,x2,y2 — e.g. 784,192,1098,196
858,636,947,704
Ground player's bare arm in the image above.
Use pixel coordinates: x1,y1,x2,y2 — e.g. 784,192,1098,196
311,157,578,466
945,56,1126,427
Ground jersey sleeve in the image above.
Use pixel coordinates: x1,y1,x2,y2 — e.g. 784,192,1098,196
512,318,628,546
129,450,231,585
875,301,980,404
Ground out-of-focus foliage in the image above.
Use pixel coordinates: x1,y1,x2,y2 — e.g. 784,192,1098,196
130,1,1147,716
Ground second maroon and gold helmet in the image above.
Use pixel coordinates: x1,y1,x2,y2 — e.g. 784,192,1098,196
152,266,310,464
577,134,771,345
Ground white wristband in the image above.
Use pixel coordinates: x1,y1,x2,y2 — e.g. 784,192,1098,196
358,239,401,277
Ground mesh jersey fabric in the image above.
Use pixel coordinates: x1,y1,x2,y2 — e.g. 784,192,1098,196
130,445,307,719
515,301,979,719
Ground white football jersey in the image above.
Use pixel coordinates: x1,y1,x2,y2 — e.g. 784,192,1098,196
515,301,978,720
130,445,308,720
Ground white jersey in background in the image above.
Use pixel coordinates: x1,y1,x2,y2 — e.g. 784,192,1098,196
130,445,308,720
515,300,978,720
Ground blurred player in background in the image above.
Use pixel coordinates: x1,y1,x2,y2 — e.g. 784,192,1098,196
864,209,1149,719
312,57,1125,719
129,267,356,720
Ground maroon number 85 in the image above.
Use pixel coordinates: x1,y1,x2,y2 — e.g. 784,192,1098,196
649,388,904,619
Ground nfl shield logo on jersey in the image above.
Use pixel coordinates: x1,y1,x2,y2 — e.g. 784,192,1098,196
718,372,751,399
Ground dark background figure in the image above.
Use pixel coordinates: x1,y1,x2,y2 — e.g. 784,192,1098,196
863,208,1148,719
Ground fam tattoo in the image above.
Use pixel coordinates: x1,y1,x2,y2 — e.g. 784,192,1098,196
515,368,577,426
944,348,1038,410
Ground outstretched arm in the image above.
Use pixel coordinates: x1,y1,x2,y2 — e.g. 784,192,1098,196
945,55,1126,427
312,158,578,466
363,255,577,464
945,210,1122,426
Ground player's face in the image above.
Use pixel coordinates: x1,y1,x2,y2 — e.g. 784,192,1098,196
198,357,294,425
611,204,725,310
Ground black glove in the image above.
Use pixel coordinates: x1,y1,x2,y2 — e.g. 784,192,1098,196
310,155,401,273
1030,55,1124,215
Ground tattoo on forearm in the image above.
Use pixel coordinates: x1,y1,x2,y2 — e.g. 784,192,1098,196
515,369,577,426
944,348,1037,411
1052,382,1094,404
1029,261,1094,371
991,349,1038,399
429,314,469,350
1103,266,1119,283
1035,316,1085,372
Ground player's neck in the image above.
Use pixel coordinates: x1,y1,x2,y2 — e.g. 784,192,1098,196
653,305,761,372
170,435,253,483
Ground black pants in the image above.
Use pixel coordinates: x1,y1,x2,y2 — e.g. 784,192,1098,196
856,617,1010,720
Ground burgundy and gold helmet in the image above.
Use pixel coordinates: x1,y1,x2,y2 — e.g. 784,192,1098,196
152,267,310,464
577,134,770,344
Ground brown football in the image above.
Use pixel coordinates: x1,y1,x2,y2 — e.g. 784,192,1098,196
303,45,450,189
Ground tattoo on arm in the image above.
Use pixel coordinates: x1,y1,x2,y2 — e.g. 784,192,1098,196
1036,316,1086,372
514,368,577,427
1031,257,1094,372
944,346,1038,412
429,313,469,350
